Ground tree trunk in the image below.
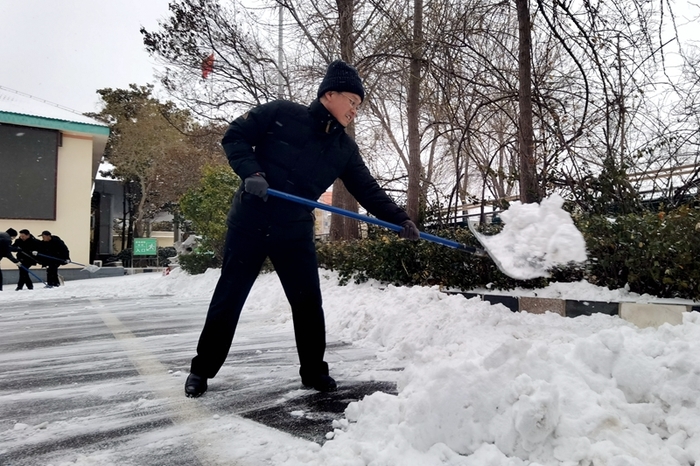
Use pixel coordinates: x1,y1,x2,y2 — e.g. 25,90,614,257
330,0,360,240
406,0,424,222
515,0,541,203
133,178,149,238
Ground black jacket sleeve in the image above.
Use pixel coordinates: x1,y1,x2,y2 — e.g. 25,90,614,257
40,237,70,263
0,233,14,261
56,237,70,261
13,238,37,266
340,148,410,226
221,101,280,180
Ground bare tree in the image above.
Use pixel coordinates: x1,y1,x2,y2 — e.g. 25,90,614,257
329,0,361,240
405,0,425,221
141,0,697,226
141,0,286,120
516,0,541,203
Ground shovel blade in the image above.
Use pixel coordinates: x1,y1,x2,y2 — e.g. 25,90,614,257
468,221,550,280
466,195,588,281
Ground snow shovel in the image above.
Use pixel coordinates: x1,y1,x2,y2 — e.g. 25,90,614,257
268,190,587,281
17,263,52,288
27,251,101,273
267,188,489,256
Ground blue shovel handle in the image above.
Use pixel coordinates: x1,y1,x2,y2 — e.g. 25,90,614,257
266,188,487,256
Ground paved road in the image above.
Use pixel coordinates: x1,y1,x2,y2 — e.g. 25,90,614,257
0,293,397,465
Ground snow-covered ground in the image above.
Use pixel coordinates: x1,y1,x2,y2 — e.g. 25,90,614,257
2,268,700,465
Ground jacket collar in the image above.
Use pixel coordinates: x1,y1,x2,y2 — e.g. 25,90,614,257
309,99,344,135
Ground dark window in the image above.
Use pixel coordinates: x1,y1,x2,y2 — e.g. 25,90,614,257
0,123,58,220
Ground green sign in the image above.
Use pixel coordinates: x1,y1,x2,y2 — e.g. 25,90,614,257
133,238,158,256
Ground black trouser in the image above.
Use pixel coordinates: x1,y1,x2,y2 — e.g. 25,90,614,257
190,224,327,381
17,263,34,289
46,263,60,287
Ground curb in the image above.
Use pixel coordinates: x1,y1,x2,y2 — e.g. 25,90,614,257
124,267,167,275
447,292,699,328
1,266,125,286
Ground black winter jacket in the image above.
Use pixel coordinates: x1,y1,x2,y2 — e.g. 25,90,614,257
39,236,70,265
222,99,409,239
0,232,17,262
13,235,42,266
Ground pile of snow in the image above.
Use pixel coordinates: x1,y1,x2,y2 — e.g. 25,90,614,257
296,277,700,466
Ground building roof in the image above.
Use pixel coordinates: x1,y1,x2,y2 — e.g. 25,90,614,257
0,86,109,136
0,86,110,177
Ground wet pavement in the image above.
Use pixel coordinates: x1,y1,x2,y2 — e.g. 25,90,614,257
0,294,398,465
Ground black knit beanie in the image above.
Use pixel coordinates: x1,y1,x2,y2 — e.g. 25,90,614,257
317,60,365,102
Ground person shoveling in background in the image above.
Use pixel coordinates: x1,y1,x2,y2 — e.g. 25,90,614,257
35,231,70,288
0,228,19,291
13,229,42,290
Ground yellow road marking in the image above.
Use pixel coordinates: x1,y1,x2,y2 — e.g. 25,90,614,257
92,298,239,466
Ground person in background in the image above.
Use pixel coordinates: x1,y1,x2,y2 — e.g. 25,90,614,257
37,230,70,288
0,228,19,291
13,229,42,290
184,60,420,398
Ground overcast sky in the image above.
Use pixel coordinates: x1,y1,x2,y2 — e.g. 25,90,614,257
0,0,171,114
1,1,698,118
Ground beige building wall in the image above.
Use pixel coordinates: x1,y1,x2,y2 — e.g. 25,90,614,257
152,231,175,249
1,133,93,271
314,191,332,238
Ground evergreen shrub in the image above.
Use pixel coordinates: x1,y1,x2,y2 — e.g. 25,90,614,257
158,246,177,266
316,226,548,291
116,248,131,267
178,251,220,275
179,164,239,263
580,206,700,299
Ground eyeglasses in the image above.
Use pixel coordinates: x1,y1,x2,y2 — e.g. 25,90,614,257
338,92,362,111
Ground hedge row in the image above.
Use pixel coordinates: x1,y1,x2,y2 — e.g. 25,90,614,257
316,226,549,292
580,206,700,299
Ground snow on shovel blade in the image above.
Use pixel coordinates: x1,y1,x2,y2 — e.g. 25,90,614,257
468,194,587,280
82,264,101,273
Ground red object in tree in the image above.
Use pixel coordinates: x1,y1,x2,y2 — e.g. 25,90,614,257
202,53,215,79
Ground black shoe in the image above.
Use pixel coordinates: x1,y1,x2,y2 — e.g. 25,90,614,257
185,373,208,398
302,374,337,392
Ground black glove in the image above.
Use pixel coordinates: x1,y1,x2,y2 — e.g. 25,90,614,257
244,173,269,201
10,256,19,264
399,220,420,240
